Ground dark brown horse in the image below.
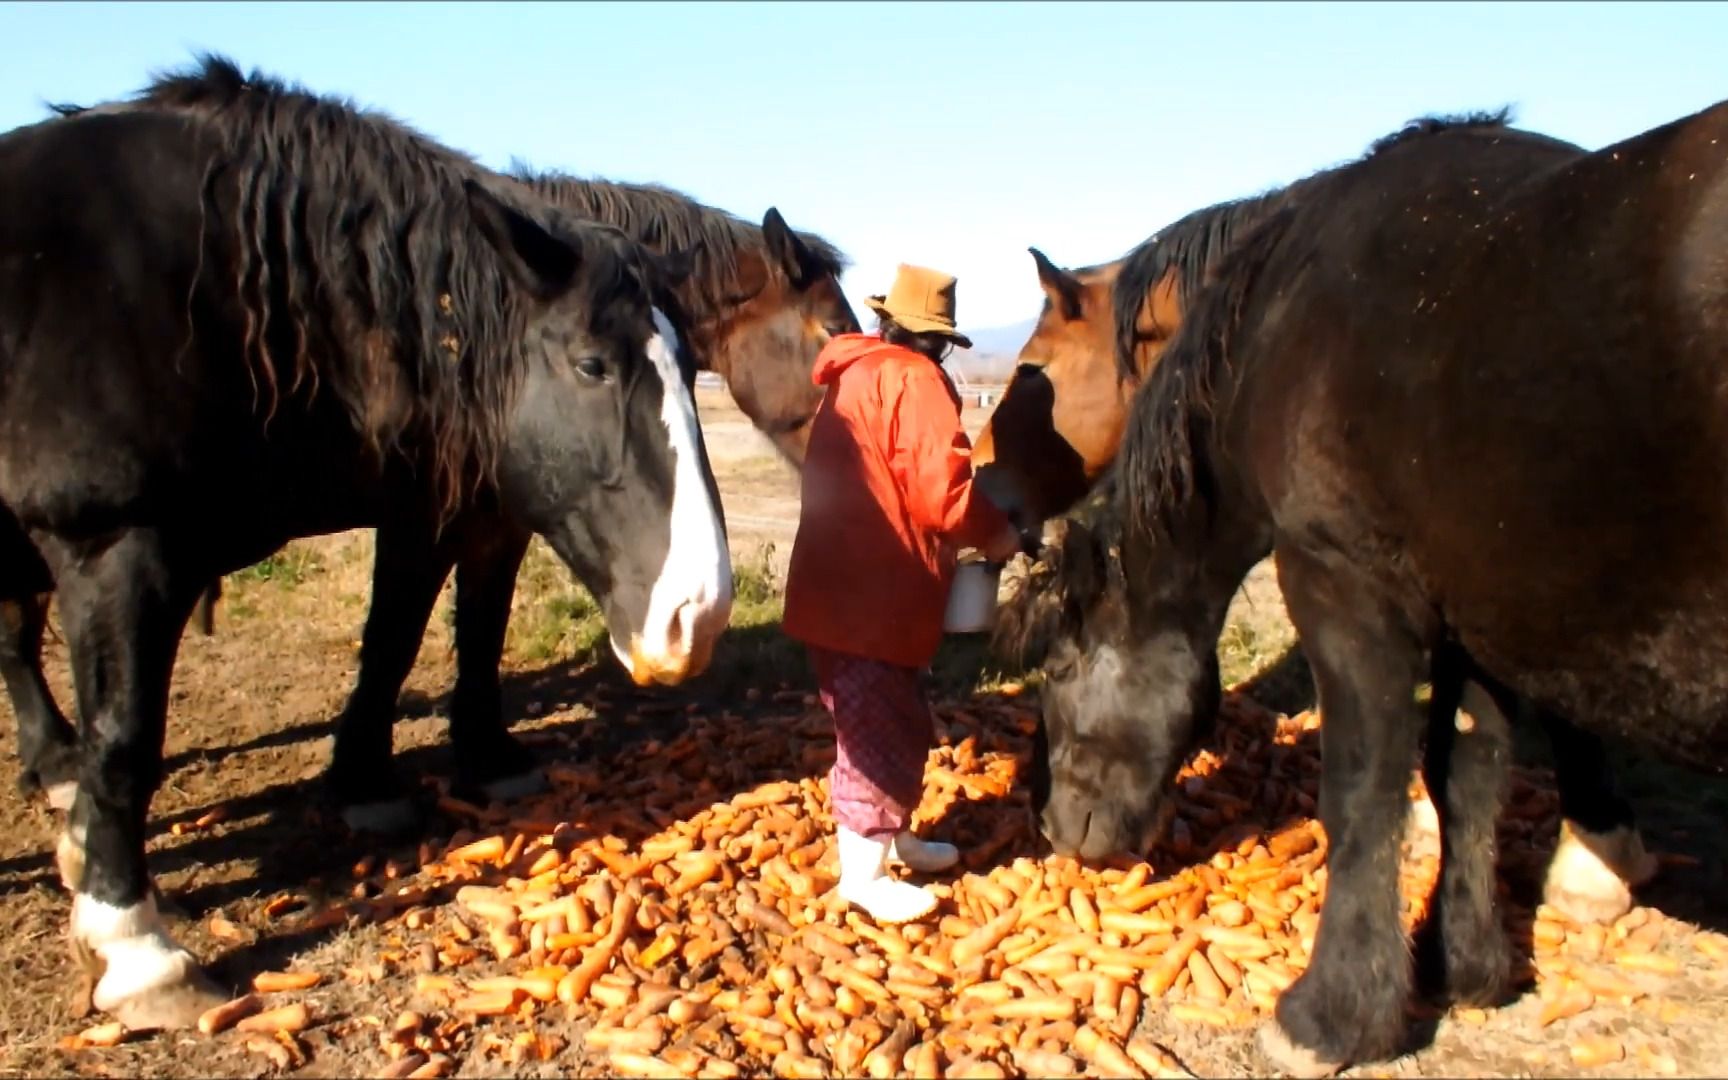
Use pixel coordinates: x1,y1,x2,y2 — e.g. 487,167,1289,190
982,187,1658,927
997,101,1728,1074
0,54,732,1030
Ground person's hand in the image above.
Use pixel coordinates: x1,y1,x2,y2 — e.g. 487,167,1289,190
980,521,1023,564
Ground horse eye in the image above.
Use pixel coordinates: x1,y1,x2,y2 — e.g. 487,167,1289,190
575,356,607,382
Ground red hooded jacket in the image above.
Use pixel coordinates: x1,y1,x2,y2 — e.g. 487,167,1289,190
782,333,1011,669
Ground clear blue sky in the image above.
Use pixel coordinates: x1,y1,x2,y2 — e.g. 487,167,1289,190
2,1,1724,331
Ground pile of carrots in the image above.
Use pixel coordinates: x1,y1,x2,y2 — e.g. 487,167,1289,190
65,688,1716,1076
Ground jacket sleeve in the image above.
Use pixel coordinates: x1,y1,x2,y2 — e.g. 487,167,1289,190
884,363,1013,550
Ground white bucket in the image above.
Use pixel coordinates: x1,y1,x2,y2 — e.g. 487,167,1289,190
944,559,1004,634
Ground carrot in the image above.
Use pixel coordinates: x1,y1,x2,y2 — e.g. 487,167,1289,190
611,1051,681,1077
197,994,264,1036
638,929,682,970
586,1025,668,1055
1092,975,1123,1020
1015,1047,1078,1075
557,890,639,1005
1168,1002,1235,1028
1099,910,1175,938
668,852,721,898
1614,952,1681,976
1186,950,1228,1004
863,1019,918,1080
1537,982,1595,1027
448,835,506,863
1111,985,1142,1043
252,970,322,993
623,986,682,1027
994,995,1079,1022
1142,931,1203,998
1117,880,1191,913
235,1002,312,1033
65,1021,128,1048
952,909,1018,968
906,1040,941,1080
1074,1024,1145,1078
1070,889,1101,935
1570,1037,1625,1067
1127,1039,1195,1078
739,896,797,939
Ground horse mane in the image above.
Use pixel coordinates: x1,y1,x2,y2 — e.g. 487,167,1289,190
67,53,649,516
505,164,849,321
1111,189,1294,382
1366,106,1515,157
1108,107,1519,386
1110,106,1524,547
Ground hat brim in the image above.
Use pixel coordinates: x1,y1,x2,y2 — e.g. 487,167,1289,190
864,296,973,350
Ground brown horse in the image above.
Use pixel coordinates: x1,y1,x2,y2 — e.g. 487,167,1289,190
971,192,1286,529
981,181,1659,927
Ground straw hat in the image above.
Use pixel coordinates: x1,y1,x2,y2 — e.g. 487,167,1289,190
864,263,973,349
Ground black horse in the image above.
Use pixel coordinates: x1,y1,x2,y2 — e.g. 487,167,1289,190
0,55,732,1030
997,99,1728,1076
5,149,857,834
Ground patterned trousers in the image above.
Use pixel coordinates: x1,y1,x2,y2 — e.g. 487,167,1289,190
808,645,935,839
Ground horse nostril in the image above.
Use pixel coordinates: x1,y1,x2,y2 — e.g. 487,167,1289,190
666,600,692,656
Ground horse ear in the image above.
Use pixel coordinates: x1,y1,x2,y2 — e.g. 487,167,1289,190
465,179,577,301
763,206,814,288
1029,247,1083,321
653,241,704,289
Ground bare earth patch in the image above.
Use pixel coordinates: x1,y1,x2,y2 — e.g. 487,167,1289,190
1,390,1724,1078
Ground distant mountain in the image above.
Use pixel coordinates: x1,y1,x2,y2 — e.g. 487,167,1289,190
963,316,1038,358
941,315,1037,384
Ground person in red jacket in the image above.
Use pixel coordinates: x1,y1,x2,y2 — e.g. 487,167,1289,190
782,263,1023,924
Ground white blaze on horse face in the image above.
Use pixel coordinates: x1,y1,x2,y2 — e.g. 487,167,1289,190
613,308,732,685
72,892,197,1010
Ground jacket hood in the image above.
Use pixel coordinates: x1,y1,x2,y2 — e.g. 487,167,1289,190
811,332,910,385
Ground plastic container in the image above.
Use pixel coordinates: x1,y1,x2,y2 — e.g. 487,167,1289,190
943,559,1004,634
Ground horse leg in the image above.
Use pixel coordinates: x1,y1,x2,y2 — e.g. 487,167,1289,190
1412,643,1514,1007
54,530,221,1030
447,523,543,804
189,580,221,637
1538,712,1656,923
1,592,80,810
324,520,455,835
1259,549,1425,1078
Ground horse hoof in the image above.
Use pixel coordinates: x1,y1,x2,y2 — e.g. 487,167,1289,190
102,967,226,1032
479,768,549,804
45,781,78,813
1259,1022,1347,1079
340,798,421,837
1544,822,1649,924
57,831,86,893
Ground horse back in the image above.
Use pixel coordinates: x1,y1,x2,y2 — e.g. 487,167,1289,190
1237,109,1728,759
0,108,380,546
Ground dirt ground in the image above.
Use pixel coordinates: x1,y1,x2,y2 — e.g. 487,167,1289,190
1,388,1725,1079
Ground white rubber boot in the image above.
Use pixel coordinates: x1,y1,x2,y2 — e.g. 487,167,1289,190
891,830,959,873
836,827,938,924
